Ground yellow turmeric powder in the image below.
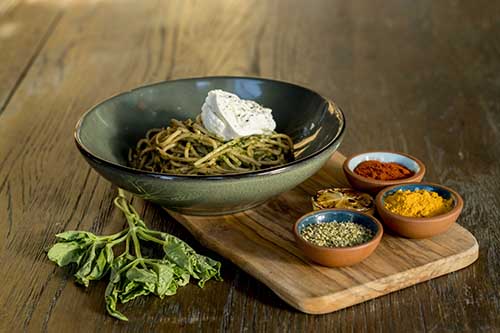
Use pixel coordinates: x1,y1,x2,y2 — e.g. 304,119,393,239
384,189,453,217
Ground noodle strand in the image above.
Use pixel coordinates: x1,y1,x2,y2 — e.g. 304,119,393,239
128,117,294,175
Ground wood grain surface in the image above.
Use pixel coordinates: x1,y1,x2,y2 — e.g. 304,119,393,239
0,0,499,332
170,153,479,314
0,0,63,110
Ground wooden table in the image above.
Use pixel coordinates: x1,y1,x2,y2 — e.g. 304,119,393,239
1,0,499,331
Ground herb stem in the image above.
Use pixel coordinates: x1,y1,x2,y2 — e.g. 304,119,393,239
140,229,166,237
130,230,143,259
137,229,166,246
105,228,129,241
118,188,127,198
107,230,130,247
125,235,130,255
115,258,141,276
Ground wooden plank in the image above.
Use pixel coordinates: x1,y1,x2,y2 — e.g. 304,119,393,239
0,0,64,111
170,153,479,314
0,0,498,332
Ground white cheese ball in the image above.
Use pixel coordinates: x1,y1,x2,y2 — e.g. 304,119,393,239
201,90,276,141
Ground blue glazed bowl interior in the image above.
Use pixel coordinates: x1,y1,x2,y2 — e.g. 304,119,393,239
298,210,379,236
380,184,456,207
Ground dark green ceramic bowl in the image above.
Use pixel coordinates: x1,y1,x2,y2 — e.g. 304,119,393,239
75,76,345,215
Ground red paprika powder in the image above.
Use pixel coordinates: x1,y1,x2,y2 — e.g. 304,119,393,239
354,160,414,181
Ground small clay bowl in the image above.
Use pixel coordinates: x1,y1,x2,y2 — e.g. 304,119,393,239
293,209,383,267
375,183,464,239
343,151,426,194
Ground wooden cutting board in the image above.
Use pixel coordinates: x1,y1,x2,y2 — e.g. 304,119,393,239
168,152,479,314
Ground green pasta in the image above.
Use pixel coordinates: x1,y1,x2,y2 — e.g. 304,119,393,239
128,116,294,175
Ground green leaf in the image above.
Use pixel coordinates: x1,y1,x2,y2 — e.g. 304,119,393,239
161,233,222,286
105,245,114,264
163,238,195,275
104,256,134,321
149,261,175,298
75,245,114,286
163,280,179,296
172,266,190,287
55,231,95,242
193,255,222,287
47,241,88,267
88,249,108,278
105,280,128,321
110,255,129,282
126,266,157,285
119,282,151,303
124,266,156,297
74,244,98,287
123,280,138,294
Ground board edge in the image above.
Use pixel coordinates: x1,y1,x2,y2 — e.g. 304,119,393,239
283,229,479,314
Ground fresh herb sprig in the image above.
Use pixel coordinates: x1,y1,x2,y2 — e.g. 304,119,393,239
47,189,222,321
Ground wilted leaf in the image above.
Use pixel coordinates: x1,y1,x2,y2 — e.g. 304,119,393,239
75,245,114,286
119,281,151,303
149,261,175,298
163,239,192,274
55,231,95,242
47,241,88,267
74,244,98,287
105,280,128,321
193,254,222,287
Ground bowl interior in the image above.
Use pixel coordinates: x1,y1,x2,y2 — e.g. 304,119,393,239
380,184,456,207
347,152,420,174
76,77,344,170
297,210,380,240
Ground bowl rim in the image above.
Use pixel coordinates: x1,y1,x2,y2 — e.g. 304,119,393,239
375,182,464,223
293,208,384,251
74,75,346,180
342,151,426,185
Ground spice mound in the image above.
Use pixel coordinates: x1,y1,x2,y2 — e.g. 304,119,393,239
384,189,453,218
300,222,374,248
312,188,374,214
354,160,414,181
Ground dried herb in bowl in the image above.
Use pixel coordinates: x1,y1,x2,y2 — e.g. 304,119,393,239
300,221,374,248
47,189,222,321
